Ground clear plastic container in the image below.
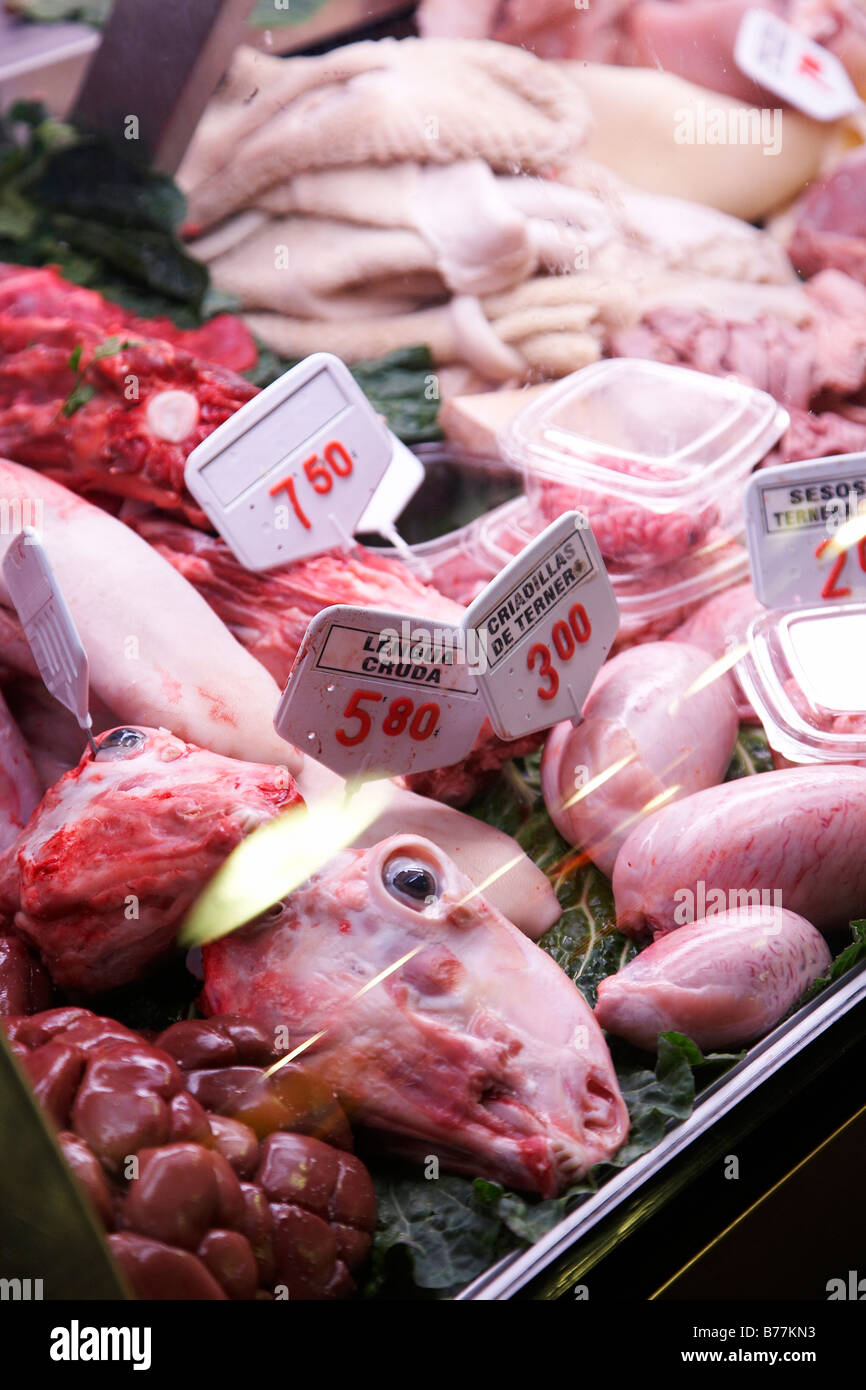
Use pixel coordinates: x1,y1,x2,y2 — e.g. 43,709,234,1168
501,359,788,571
405,522,501,605
737,603,866,766
363,442,522,604
478,496,751,648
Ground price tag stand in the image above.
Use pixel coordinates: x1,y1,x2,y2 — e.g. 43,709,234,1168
275,513,621,778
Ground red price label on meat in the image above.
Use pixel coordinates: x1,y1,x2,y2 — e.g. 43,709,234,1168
184,354,393,571
462,512,619,739
735,9,861,121
746,454,866,608
274,606,486,779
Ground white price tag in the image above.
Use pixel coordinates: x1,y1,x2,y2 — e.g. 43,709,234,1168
462,512,620,740
735,9,862,121
2,528,94,741
357,435,425,543
745,453,866,607
185,353,394,571
274,605,486,780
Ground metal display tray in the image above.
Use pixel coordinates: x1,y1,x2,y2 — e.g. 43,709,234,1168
459,958,866,1300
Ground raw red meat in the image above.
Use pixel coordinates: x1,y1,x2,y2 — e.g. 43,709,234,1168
0,726,300,995
787,149,866,284
612,271,866,442
0,934,52,1016
419,0,866,98
0,265,257,372
774,403,866,462
532,467,719,569
128,514,543,806
0,687,41,847
0,265,257,523
130,514,465,685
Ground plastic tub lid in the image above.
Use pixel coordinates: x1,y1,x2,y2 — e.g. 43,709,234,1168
738,603,866,764
501,359,789,511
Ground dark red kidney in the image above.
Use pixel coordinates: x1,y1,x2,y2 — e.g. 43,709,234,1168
197,1229,259,1301
208,1016,274,1066
324,1260,355,1300
10,1006,92,1049
82,1042,183,1100
0,935,51,1017
208,1148,245,1231
72,1088,170,1172
58,1015,145,1055
184,1066,280,1135
269,1202,339,1300
330,1223,371,1271
155,1020,237,1070
239,1183,275,1289
57,1131,114,1228
332,1152,377,1232
207,1114,259,1178
185,1063,351,1149
108,1232,228,1300
256,1132,338,1218
168,1091,213,1146
267,1066,353,1150
121,1143,219,1250
22,1041,84,1129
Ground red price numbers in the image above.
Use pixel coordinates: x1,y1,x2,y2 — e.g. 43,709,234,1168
526,603,592,701
335,689,441,748
269,439,354,530
815,534,866,601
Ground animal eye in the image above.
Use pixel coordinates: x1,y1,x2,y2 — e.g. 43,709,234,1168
95,728,148,759
383,855,439,909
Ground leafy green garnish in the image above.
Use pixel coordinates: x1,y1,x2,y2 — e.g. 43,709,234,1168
364,1172,517,1298
246,343,444,445
725,725,775,780
60,381,96,417
352,347,442,445
5,0,112,21
797,919,866,1007
540,873,636,1010
468,749,636,1007
363,1033,740,1298
0,102,208,318
60,334,132,416
249,0,331,27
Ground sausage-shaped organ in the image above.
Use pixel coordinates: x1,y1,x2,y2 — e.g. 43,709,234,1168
666,582,763,722
541,642,739,876
613,765,866,939
595,906,832,1051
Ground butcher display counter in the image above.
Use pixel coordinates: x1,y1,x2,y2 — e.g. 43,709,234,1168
2,0,866,1317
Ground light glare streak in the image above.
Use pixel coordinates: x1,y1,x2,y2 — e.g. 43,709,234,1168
265,944,424,1075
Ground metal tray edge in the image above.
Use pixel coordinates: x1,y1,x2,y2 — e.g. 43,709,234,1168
458,959,866,1300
